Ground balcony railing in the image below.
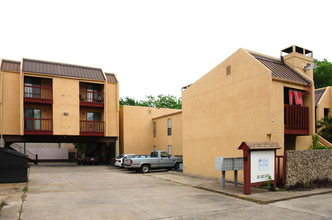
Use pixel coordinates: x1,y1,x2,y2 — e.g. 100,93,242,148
80,91,104,107
24,118,53,135
284,104,309,135
80,120,104,136
24,85,53,104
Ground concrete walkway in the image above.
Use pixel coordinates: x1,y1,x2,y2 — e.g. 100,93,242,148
150,171,332,204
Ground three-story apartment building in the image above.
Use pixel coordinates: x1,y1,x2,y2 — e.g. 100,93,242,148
0,58,119,162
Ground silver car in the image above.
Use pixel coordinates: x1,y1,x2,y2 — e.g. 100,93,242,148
114,154,135,168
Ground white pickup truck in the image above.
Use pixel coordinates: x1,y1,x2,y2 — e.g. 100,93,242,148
124,151,182,173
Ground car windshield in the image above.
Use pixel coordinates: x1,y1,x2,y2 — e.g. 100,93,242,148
116,155,124,159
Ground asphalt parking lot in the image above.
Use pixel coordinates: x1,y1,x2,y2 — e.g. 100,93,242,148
1,165,331,220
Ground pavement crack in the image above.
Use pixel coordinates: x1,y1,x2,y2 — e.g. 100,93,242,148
17,187,28,220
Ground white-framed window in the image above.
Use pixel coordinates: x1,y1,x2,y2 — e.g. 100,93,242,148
168,145,172,156
153,121,156,137
167,118,172,136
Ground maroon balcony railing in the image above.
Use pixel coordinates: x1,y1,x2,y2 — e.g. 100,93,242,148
284,104,309,135
80,120,104,136
80,91,104,107
24,85,53,104
24,118,53,135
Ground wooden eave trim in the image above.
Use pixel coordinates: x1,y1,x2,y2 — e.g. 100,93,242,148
272,77,308,87
23,71,106,83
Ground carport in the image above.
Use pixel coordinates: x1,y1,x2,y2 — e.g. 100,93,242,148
3,135,118,165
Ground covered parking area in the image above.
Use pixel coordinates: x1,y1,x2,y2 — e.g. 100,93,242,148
3,135,118,165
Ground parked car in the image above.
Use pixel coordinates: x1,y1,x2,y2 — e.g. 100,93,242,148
77,154,99,165
128,151,182,173
114,154,135,168
123,154,150,170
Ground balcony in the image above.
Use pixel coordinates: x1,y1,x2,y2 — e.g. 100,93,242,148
24,85,53,104
284,104,309,135
80,91,104,107
24,118,53,135
80,120,104,136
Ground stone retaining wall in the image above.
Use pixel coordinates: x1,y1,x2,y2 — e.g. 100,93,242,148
286,149,332,188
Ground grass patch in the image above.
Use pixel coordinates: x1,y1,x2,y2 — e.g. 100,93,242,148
23,186,28,192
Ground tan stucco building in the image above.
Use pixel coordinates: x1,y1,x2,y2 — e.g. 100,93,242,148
119,105,182,156
315,86,332,121
0,58,119,162
182,45,316,179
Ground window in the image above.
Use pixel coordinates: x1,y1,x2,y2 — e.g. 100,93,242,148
168,145,172,156
324,108,330,118
226,66,231,76
24,109,41,130
151,151,158,157
87,112,101,121
153,146,156,151
24,77,41,98
160,151,169,158
167,118,172,136
86,84,102,103
153,122,156,137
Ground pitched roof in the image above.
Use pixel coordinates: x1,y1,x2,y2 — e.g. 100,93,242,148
1,59,20,72
238,141,281,150
315,88,327,106
22,58,105,81
105,73,118,83
250,53,311,85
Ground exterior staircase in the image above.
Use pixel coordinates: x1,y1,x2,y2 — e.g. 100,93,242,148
8,143,38,165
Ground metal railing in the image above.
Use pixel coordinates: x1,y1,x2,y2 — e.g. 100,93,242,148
24,85,52,103
80,120,104,136
24,118,53,135
284,104,309,135
79,91,104,107
10,143,38,164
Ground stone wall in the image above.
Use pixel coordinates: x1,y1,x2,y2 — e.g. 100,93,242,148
286,149,332,188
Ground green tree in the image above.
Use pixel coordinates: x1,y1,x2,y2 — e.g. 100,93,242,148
120,94,182,109
119,97,140,108
314,59,332,89
317,116,332,143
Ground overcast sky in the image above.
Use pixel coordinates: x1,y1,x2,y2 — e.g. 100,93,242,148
1,0,331,100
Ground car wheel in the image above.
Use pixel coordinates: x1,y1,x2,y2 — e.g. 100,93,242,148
141,165,150,173
174,163,179,171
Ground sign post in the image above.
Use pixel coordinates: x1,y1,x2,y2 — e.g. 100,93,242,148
238,142,281,195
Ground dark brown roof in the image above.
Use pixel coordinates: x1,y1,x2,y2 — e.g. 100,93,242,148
105,73,118,83
22,58,105,81
238,141,281,150
1,59,20,72
250,53,311,85
315,88,327,106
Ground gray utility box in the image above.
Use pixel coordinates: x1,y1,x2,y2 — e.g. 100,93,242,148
215,157,243,171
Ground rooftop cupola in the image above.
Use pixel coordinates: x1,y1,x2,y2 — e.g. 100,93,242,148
281,45,314,80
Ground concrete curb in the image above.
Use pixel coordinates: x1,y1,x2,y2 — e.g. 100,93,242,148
155,171,332,205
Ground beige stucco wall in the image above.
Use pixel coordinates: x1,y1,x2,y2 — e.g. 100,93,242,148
182,48,316,180
105,82,119,137
52,77,80,135
182,48,275,179
153,112,182,156
119,105,180,155
316,86,332,121
0,70,21,135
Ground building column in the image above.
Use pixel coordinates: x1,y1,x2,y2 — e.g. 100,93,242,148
115,139,119,157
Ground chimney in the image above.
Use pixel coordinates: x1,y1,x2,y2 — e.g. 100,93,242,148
281,45,314,79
